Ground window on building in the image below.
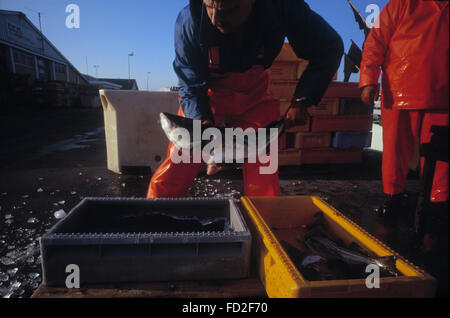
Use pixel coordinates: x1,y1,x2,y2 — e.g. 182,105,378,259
13,50,34,68
55,63,66,75
37,58,50,80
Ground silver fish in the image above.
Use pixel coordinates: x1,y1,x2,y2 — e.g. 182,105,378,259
303,234,399,277
159,112,285,167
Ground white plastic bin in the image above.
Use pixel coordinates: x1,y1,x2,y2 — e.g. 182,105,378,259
99,90,179,174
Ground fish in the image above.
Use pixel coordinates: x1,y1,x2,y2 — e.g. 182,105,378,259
294,211,400,278
302,234,399,277
159,112,285,171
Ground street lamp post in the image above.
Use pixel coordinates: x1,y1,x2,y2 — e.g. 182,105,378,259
128,52,134,79
93,65,99,78
147,72,151,91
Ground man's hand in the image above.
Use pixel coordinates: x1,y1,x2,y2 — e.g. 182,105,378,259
285,99,311,129
201,118,219,174
361,85,379,106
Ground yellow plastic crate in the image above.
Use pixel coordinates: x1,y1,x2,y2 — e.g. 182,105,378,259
240,196,436,298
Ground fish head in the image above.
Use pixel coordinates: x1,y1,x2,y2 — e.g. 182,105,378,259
374,255,399,276
160,112,198,150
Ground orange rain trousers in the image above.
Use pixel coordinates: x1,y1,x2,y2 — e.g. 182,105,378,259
360,0,449,202
147,65,280,198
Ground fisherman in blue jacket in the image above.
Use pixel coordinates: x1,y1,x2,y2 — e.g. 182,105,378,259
147,0,344,198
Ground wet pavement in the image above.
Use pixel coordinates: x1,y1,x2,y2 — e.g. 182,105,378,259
0,107,447,298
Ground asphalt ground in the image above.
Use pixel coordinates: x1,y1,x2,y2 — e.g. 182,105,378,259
0,107,447,298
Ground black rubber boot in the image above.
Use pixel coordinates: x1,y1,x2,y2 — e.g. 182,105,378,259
414,201,449,297
379,193,402,226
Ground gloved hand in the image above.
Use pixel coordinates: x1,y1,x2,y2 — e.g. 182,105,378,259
361,85,379,106
285,99,311,129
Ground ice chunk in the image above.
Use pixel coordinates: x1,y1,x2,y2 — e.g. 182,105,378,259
11,281,21,289
0,257,14,266
54,209,67,219
58,200,65,205
28,273,40,280
0,273,9,282
97,177,102,181
70,191,77,195
37,188,44,193
27,217,38,224
7,268,18,276
4,214,13,220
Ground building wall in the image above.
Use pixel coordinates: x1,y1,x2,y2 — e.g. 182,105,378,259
14,64,35,79
0,43,9,73
1,12,88,85
0,12,66,65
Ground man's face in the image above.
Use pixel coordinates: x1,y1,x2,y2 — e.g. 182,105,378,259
203,0,255,34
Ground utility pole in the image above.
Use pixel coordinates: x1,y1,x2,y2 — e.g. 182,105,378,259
25,8,43,33
128,52,134,79
147,72,151,91
86,57,89,75
25,8,44,52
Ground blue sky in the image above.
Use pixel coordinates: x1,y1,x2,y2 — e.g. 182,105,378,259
0,0,388,90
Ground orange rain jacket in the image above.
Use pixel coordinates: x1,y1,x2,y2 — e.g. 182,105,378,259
359,0,449,110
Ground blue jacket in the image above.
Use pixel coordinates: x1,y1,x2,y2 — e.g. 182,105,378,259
174,0,344,121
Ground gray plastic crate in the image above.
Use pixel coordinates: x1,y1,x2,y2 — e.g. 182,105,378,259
339,98,374,115
40,198,252,287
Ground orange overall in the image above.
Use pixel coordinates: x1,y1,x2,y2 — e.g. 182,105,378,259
360,0,449,202
147,64,280,198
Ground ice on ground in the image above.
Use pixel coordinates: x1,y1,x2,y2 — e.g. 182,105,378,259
27,218,38,224
58,200,65,205
54,209,67,219
28,273,40,280
37,188,44,193
0,257,15,266
7,268,18,276
0,273,9,282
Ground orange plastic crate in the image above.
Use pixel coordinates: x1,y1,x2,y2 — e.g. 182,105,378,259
278,149,301,166
240,196,436,298
324,81,361,98
269,80,297,100
311,115,373,132
269,61,299,80
295,132,331,149
309,97,339,116
300,148,363,164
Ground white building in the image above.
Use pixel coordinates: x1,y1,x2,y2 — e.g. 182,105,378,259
0,10,88,85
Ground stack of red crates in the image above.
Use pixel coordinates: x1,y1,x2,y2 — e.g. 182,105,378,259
268,43,373,166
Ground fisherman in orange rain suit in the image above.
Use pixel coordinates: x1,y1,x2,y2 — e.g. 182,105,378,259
359,0,449,256
147,0,343,198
